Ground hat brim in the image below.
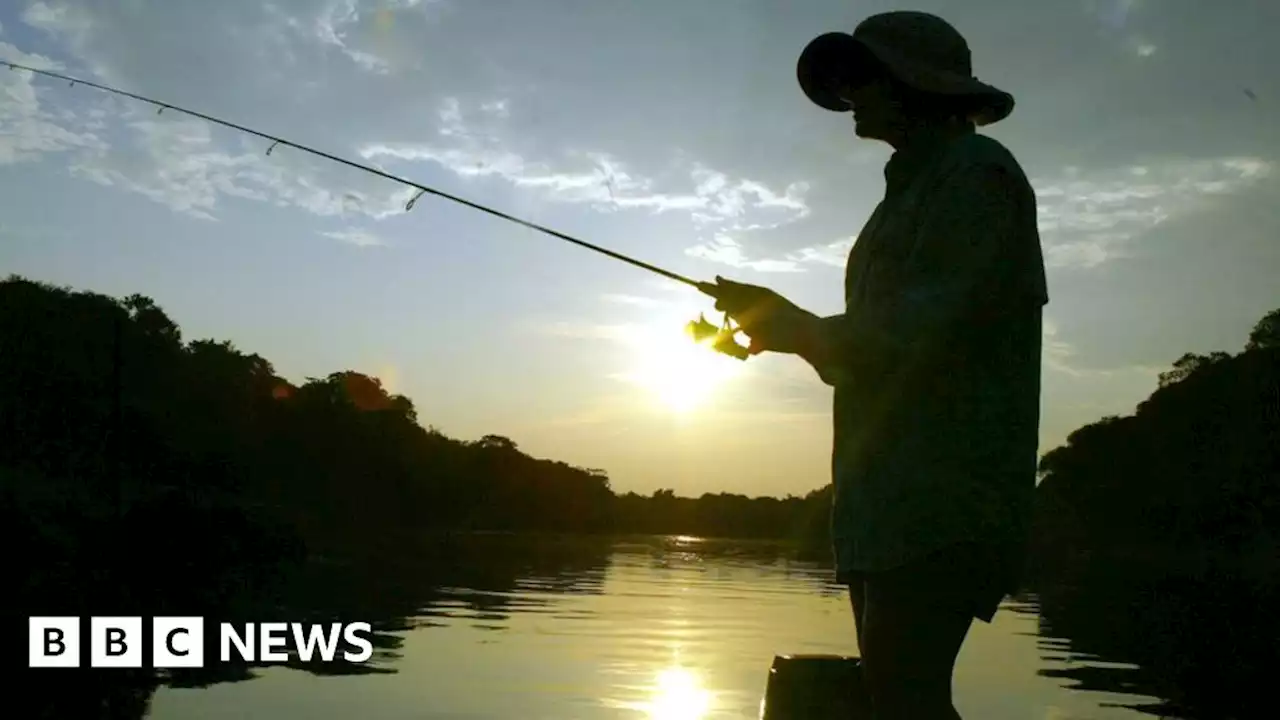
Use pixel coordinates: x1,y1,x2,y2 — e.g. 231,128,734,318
796,32,871,112
796,31,1016,125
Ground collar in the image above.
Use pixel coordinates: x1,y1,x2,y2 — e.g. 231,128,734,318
883,124,974,196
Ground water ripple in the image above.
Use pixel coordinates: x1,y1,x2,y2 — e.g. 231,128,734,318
148,537,1190,720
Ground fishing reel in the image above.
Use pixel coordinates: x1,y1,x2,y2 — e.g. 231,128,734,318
685,313,751,360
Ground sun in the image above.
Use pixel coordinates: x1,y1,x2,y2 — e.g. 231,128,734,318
618,321,746,414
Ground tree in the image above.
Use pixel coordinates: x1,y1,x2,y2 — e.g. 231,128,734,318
477,434,518,452
1245,308,1280,351
1157,351,1231,388
122,293,182,347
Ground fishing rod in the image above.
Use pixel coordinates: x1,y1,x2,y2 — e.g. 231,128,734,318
3,60,749,359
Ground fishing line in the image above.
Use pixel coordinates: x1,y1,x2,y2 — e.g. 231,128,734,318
3,60,749,358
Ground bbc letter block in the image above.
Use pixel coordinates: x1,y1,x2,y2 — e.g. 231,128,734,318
153,617,205,668
90,617,143,668
29,617,79,668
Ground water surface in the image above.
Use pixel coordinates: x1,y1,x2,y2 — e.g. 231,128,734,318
144,535,1235,719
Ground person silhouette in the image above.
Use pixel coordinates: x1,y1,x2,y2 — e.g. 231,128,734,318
702,11,1049,719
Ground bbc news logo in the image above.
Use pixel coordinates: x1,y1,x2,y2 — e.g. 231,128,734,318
29,617,373,668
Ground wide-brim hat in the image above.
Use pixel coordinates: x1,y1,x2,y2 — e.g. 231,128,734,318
797,11,1014,126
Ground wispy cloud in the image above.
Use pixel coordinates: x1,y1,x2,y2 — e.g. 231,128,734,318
64,112,419,222
1088,0,1158,57
684,235,805,273
1034,156,1273,268
305,0,447,75
0,44,103,165
687,165,811,227
789,238,855,267
6,61,809,256
683,154,1275,275
313,0,394,74
1043,318,1085,377
683,233,854,273
20,2,94,48
361,96,812,236
1043,318,1164,379
322,227,386,247
6,7,813,258
3,13,423,225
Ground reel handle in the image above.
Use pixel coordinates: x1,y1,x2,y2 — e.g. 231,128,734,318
685,314,750,360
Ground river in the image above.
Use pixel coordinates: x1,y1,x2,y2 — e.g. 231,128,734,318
139,534,1264,720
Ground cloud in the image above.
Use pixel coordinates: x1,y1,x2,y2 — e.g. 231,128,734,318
683,232,856,274
684,234,803,273
0,2,436,224
64,112,418,222
361,98,811,223
313,0,386,72
6,6,812,256
18,1,1261,295
600,293,672,309
361,96,812,240
1043,318,1164,379
479,99,509,119
688,165,812,226
266,0,447,76
8,63,806,250
2,53,417,223
687,145,1278,278
1043,318,1085,377
693,154,1275,275
1034,156,1274,268
787,237,855,268
1086,0,1157,54
0,45,104,165
1132,40,1158,58
322,227,387,247
21,2,94,45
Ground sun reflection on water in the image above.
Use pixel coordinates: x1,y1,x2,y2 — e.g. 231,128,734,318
643,666,714,720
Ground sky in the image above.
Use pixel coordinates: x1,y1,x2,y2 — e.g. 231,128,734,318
1,0,1277,499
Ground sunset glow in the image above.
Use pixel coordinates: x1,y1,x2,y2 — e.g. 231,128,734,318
617,323,746,414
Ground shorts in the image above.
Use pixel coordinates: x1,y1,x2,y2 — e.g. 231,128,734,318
838,540,1020,623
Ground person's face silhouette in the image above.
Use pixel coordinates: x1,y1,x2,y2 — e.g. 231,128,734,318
837,76,908,146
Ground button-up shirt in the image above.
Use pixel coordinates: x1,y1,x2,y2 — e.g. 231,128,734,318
808,127,1049,577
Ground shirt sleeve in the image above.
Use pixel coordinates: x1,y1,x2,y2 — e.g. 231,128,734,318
802,161,1027,387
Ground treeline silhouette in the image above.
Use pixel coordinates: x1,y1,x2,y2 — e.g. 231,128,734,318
1020,308,1278,719
1,275,828,568
7,273,1275,577
1030,307,1279,576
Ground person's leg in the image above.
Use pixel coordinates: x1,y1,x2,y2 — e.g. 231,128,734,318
847,577,867,657
857,545,980,720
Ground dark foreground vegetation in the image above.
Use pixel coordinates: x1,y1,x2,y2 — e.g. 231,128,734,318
1032,317,1280,574
4,274,1277,719
1021,311,1279,719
